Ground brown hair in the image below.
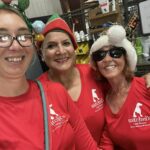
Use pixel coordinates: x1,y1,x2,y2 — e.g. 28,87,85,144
123,55,134,82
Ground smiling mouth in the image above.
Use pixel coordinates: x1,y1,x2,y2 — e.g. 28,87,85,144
5,56,25,63
105,65,116,70
55,57,69,63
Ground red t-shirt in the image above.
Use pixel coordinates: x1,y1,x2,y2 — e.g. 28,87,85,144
38,64,105,143
0,80,97,150
101,77,150,150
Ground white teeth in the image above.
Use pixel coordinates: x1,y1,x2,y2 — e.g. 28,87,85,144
55,57,68,62
6,57,23,62
105,65,115,70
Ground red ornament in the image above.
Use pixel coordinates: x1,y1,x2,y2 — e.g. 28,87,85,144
2,0,12,4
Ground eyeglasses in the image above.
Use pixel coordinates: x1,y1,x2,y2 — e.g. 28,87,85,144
0,34,33,48
92,47,126,62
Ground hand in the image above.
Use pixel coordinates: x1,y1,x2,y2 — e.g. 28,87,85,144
143,73,150,88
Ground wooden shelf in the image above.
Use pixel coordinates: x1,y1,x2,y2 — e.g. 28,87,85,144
89,11,119,20
89,27,108,34
88,0,122,34
88,11,121,30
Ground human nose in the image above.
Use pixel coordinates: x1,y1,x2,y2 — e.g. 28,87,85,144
56,44,65,54
103,52,112,61
9,38,22,51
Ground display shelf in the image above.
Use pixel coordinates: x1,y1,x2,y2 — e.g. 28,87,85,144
135,55,150,76
89,10,119,20
75,41,89,55
88,0,122,35
89,27,108,34
123,0,145,23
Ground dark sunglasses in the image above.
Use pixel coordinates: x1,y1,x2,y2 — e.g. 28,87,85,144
92,47,126,62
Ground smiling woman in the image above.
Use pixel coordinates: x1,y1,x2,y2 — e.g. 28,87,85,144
0,2,99,150
90,24,150,150
37,13,105,145
0,9,34,81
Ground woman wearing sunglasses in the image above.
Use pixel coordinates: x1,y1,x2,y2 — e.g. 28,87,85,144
90,25,150,150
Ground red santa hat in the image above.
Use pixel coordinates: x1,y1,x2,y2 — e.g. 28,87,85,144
42,13,78,49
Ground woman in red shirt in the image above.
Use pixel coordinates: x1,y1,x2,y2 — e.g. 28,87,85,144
90,24,150,150
37,13,105,144
0,1,98,150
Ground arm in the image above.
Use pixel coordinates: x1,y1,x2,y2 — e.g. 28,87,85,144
67,95,99,150
142,73,150,88
99,125,114,150
44,82,100,150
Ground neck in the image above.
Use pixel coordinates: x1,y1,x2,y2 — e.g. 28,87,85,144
0,76,29,97
48,67,79,89
106,75,131,114
108,76,130,94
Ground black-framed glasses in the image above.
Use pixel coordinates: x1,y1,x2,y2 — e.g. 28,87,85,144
92,47,126,62
0,34,33,48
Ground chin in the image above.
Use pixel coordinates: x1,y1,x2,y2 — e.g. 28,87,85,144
103,72,119,80
54,65,70,72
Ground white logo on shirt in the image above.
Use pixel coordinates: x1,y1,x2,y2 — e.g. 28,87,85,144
49,104,58,120
128,102,150,128
49,104,68,132
91,89,103,112
92,89,100,102
133,102,143,117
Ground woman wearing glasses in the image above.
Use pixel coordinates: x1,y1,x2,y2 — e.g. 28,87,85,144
90,25,150,149
0,3,99,150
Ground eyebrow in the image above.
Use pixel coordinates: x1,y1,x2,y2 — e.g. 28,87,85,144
0,27,30,33
0,28,7,32
18,27,30,32
46,39,70,44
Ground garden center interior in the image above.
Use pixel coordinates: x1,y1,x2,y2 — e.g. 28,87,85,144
22,0,150,79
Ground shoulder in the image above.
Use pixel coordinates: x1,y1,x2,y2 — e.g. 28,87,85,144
132,77,150,95
37,80,70,105
28,80,39,90
37,71,49,81
76,64,96,77
28,80,63,93
133,77,146,86
76,64,91,72
39,80,67,94
28,80,71,112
